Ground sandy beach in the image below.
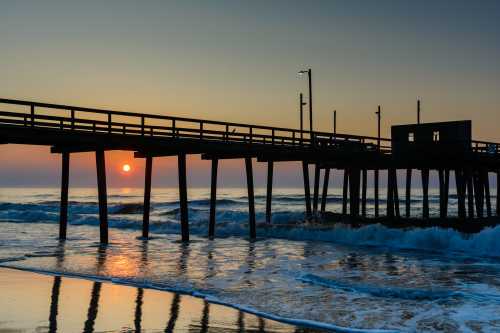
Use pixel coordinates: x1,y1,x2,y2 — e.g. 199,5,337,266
0,267,325,333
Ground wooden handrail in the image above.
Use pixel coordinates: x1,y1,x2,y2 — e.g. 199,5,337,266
0,98,392,143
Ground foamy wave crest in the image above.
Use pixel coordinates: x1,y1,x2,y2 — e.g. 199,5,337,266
298,274,458,301
261,224,500,257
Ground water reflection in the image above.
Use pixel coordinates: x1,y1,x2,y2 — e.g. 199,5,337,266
83,281,102,333
165,293,180,332
48,276,61,333
134,288,144,332
39,272,324,333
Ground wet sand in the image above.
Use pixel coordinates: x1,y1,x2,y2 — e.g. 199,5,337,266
0,267,323,333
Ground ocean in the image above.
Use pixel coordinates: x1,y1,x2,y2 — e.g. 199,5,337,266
0,187,500,332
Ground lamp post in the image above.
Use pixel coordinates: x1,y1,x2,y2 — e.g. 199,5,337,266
298,69,312,143
333,110,337,138
299,93,307,141
417,98,421,124
375,105,381,150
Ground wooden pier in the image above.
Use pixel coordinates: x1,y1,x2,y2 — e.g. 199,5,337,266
0,98,499,243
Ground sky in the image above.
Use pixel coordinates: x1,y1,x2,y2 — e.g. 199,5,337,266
0,0,499,187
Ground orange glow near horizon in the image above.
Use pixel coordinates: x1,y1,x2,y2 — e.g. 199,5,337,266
122,164,131,173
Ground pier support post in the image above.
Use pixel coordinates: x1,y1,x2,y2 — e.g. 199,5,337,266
142,156,153,239
95,150,108,244
466,169,475,219
245,157,256,239
374,169,379,218
405,169,412,218
473,171,484,218
361,169,367,217
302,161,312,219
484,170,492,217
320,168,330,214
421,168,429,219
387,168,395,219
265,161,273,224
438,169,445,219
497,170,500,216
313,164,320,216
59,152,70,240
393,169,400,218
455,169,467,219
444,169,450,218
349,168,360,216
178,153,189,242
342,169,349,215
208,159,218,239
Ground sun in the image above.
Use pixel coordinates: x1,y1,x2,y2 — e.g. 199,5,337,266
122,164,131,173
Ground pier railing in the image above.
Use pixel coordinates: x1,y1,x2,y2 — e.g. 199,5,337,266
0,98,392,151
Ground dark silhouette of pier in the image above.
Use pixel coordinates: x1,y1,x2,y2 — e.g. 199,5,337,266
0,98,499,243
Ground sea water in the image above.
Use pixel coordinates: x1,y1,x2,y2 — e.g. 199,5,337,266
0,187,499,332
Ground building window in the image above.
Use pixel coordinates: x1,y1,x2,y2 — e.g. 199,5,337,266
433,131,440,142
408,132,415,142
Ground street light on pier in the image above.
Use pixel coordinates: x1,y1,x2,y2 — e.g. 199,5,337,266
298,68,313,143
375,105,381,150
299,93,307,141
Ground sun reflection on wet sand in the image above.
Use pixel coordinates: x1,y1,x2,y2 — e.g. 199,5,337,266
0,267,323,332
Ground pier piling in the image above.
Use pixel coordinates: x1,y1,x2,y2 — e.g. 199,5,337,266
484,170,492,217
421,168,429,219
178,153,189,242
142,156,152,239
95,150,108,244
265,161,273,224
466,170,475,219
320,168,330,214
302,161,312,219
59,152,70,240
497,170,500,216
342,169,349,215
361,169,367,217
473,172,484,218
349,168,360,216
209,159,218,239
394,169,400,218
405,169,412,218
455,169,467,219
444,169,450,218
245,157,256,239
439,169,445,219
374,169,379,217
313,164,320,216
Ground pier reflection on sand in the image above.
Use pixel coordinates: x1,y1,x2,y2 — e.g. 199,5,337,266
0,267,321,333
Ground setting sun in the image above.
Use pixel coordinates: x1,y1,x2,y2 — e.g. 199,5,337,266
122,164,131,173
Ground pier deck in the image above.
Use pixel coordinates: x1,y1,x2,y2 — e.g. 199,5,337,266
1,98,499,242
